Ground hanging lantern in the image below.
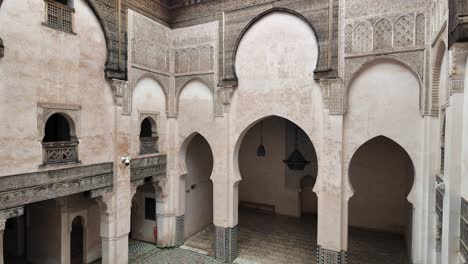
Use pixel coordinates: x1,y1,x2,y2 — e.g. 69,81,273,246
257,121,266,157
283,125,310,171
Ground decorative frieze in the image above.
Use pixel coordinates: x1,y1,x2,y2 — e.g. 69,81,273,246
317,246,347,264
215,225,238,263
0,163,113,210
345,13,425,55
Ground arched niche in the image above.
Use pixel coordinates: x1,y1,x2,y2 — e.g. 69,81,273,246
132,75,168,116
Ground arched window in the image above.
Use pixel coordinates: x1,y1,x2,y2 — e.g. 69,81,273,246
139,117,159,154
42,113,79,165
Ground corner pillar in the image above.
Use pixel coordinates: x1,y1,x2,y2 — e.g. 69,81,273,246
316,112,347,264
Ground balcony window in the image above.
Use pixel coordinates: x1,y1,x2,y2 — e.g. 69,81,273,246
139,117,159,155
44,0,74,33
42,113,79,165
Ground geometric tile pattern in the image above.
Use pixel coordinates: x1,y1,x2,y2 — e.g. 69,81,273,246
215,225,238,263
175,215,185,247
138,248,218,264
317,246,347,264
129,240,162,263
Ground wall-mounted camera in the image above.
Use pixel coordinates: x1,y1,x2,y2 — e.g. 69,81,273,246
121,155,131,166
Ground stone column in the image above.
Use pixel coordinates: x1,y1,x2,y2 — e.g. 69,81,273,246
316,113,347,264
212,94,238,263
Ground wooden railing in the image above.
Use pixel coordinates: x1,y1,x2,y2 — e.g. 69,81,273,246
42,140,79,165
140,137,159,155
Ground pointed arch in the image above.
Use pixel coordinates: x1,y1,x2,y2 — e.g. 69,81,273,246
132,73,169,116
178,131,214,178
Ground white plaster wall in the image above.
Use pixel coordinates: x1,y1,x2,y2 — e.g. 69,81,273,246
0,0,114,175
131,78,167,156
178,80,214,138
348,136,413,233
184,134,213,238
231,11,323,182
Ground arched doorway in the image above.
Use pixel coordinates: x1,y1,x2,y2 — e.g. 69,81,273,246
348,136,414,263
181,134,214,253
236,116,318,263
70,216,84,264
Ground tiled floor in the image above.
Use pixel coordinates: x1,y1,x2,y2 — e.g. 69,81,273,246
183,209,411,264
126,209,411,264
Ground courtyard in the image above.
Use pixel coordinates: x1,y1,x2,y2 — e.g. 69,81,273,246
127,209,410,264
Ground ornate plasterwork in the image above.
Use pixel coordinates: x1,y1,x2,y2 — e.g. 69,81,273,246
346,13,425,56
0,207,24,223
345,0,427,19
109,79,128,106
96,192,114,216
37,102,82,140
175,45,214,74
344,51,425,113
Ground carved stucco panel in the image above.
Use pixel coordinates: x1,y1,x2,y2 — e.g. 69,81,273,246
373,19,393,50
354,22,373,53
394,15,415,47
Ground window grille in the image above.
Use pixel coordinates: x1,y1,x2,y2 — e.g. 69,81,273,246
42,141,79,165
45,0,74,33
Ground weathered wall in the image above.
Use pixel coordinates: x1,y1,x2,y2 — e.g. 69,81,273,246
131,183,157,243
184,134,213,238
0,0,114,175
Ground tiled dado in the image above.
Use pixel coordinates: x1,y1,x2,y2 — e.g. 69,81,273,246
215,226,238,263
175,215,185,247
317,246,347,264
460,197,468,260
